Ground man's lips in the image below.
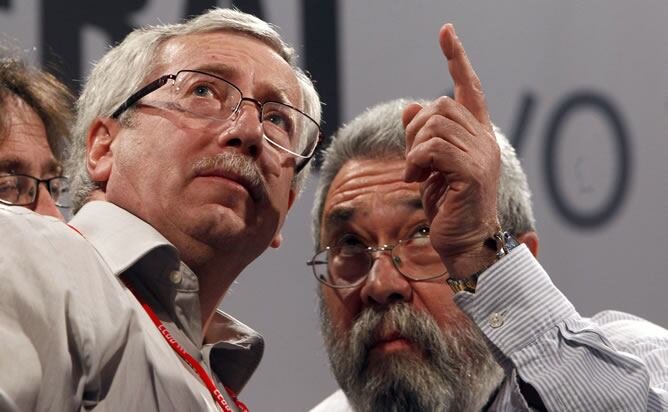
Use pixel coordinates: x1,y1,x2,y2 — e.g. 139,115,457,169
368,331,415,353
196,170,262,202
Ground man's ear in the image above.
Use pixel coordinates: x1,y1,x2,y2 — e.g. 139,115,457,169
270,188,297,249
516,231,539,257
87,118,120,184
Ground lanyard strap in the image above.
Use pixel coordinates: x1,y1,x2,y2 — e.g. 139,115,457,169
67,224,248,412
121,276,249,412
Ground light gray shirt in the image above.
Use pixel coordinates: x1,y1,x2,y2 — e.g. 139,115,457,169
0,201,263,411
311,245,668,411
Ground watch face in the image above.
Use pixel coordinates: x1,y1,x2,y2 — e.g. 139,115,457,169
447,274,479,294
503,232,520,251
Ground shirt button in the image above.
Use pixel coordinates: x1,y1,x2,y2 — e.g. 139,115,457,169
169,271,182,285
488,312,505,328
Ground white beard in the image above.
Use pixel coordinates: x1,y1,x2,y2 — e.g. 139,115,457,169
321,302,505,412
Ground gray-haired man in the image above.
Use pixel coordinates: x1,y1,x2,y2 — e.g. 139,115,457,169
0,8,320,411
310,24,668,412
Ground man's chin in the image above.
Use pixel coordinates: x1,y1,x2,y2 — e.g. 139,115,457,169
362,346,428,381
355,353,451,412
187,207,250,245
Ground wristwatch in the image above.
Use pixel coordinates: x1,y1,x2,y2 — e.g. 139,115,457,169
446,231,519,294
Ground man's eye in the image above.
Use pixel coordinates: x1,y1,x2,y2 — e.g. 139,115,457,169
266,113,287,127
192,84,215,98
0,178,20,202
336,235,367,256
263,111,294,134
339,234,364,246
411,226,430,238
0,182,18,193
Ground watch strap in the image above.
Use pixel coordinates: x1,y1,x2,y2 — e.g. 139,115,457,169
447,231,519,294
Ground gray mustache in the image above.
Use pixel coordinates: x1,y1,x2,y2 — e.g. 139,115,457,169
192,153,267,202
352,303,434,356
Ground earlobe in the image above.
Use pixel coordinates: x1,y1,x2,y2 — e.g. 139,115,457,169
270,233,283,249
516,231,539,257
87,118,119,184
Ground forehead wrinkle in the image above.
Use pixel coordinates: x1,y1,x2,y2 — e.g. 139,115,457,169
322,191,421,235
326,173,413,210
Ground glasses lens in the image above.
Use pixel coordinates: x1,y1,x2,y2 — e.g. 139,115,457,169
393,237,447,279
172,71,241,121
169,71,319,164
49,177,71,208
0,175,36,206
312,244,370,287
262,102,319,158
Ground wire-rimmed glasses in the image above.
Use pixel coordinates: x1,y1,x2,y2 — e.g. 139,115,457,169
307,232,447,289
0,174,70,208
111,69,321,173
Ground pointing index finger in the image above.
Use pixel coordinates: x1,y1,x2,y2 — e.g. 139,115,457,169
440,23,492,132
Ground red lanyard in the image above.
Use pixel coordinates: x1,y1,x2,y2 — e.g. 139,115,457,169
121,276,249,412
67,224,249,411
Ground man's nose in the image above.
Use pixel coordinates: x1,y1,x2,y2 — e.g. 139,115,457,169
34,183,64,221
216,99,265,159
360,254,412,306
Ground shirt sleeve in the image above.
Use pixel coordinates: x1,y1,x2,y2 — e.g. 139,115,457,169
454,244,668,411
0,206,89,411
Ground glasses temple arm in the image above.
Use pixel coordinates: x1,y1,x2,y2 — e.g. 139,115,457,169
111,75,173,119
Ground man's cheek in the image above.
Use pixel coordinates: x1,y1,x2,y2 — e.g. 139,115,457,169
326,296,357,333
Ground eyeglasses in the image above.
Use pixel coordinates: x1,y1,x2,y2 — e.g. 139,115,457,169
307,232,447,289
0,174,70,208
111,69,322,173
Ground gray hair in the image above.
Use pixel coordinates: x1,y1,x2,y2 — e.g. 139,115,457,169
67,8,321,213
311,98,535,249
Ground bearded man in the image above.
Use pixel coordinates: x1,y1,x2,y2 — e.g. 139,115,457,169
310,24,668,412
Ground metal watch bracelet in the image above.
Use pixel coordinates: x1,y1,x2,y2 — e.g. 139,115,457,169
446,231,519,294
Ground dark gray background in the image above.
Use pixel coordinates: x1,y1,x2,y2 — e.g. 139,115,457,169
2,1,667,410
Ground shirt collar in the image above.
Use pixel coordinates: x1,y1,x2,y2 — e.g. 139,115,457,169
70,200,178,275
205,310,265,394
70,200,265,392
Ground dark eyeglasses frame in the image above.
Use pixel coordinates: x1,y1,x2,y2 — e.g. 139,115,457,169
0,173,70,208
110,69,322,174
307,235,448,289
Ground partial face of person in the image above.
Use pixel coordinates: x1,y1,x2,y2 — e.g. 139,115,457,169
319,158,503,412
0,96,64,220
98,32,301,272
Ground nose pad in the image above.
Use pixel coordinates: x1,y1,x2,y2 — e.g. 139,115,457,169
217,101,264,158
34,184,64,220
361,253,412,306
